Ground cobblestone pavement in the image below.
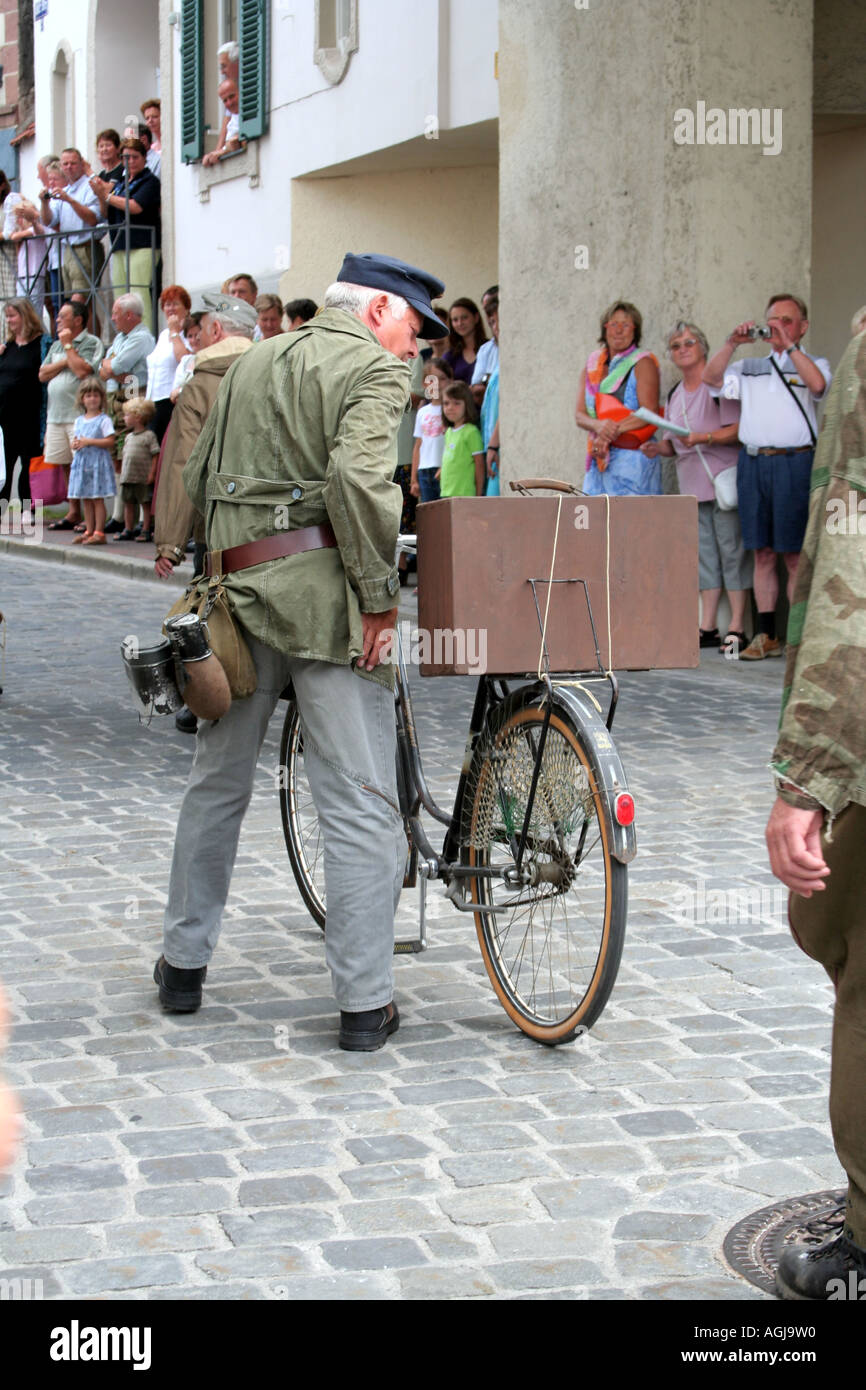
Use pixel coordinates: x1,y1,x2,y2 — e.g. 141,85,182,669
0,554,841,1301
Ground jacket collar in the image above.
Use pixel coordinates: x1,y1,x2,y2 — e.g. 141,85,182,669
194,336,252,368
300,307,382,348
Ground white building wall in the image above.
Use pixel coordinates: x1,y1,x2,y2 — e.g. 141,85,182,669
33,3,90,155
169,0,498,296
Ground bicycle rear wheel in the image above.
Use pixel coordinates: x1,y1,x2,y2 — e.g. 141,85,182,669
465,692,627,1043
279,701,326,930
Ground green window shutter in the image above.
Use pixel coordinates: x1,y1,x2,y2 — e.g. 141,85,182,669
180,0,204,163
239,0,269,141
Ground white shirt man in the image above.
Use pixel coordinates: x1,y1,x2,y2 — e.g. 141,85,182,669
704,294,831,661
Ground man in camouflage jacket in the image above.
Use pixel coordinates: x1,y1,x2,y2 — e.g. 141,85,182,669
766,330,866,1299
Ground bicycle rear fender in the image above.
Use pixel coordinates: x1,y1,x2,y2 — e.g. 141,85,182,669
546,683,638,865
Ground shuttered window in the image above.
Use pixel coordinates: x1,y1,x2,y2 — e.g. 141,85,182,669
180,0,204,163
239,0,269,141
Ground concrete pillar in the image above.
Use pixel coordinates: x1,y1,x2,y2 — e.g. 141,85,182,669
498,0,815,489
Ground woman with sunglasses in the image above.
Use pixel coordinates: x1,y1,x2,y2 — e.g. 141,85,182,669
575,300,661,496
641,321,751,653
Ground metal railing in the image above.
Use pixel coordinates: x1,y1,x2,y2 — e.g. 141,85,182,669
0,222,160,343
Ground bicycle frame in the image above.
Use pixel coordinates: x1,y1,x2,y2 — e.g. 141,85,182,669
390,631,636,954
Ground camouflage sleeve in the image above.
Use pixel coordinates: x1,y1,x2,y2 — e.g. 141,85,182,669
770,334,866,817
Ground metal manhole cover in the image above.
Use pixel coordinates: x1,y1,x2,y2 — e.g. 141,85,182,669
723,1189,846,1295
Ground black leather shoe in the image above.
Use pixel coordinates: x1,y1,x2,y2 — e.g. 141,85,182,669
103,517,123,534
776,1231,866,1300
339,1002,399,1051
174,706,198,734
153,955,207,1012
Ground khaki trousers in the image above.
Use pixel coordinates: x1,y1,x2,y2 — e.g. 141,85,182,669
789,802,866,1245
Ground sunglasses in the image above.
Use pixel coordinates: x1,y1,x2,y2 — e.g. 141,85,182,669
669,338,699,351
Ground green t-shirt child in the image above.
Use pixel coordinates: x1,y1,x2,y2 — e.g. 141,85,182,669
440,422,484,497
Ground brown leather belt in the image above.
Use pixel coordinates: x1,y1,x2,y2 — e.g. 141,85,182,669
754,446,812,456
205,523,337,577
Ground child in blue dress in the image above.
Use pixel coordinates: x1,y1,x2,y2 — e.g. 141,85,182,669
68,377,117,546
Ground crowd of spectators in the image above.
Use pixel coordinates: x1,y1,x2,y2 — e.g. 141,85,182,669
575,293,834,659
0,64,849,672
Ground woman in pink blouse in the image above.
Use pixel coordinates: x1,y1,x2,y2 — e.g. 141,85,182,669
641,321,752,654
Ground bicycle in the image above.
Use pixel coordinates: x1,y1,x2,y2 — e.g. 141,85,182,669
279,484,637,1045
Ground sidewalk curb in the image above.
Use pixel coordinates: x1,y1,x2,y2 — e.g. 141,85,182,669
1,535,187,587
2,535,420,613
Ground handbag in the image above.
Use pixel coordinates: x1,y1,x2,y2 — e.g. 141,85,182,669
679,398,738,511
163,573,257,701
29,456,68,507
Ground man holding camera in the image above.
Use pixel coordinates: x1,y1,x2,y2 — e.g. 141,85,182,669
703,294,831,660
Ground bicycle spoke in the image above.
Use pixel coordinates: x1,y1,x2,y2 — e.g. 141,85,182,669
467,699,627,1037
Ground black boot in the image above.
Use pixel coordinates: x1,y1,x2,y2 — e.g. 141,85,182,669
776,1230,866,1300
153,955,207,1012
339,1002,399,1052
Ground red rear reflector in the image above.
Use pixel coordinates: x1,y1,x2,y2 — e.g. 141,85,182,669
614,792,635,826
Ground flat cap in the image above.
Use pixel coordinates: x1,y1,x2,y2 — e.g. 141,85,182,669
336,252,449,342
198,291,259,331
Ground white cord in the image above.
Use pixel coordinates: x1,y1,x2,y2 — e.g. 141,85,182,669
537,494,564,680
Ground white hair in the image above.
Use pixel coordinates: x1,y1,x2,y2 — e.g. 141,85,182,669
218,41,239,60
114,292,144,318
665,319,709,360
850,305,866,338
202,309,255,340
323,281,409,321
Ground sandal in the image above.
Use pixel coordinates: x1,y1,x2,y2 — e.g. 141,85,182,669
81,531,106,546
116,529,137,541
47,517,76,531
134,530,154,543
72,531,94,545
73,522,88,533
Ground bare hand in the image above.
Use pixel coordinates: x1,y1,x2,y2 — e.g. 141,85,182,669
640,440,661,458
165,312,185,336
154,555,175,578
409,479,420,499
595,419,618,445
57,328,73,348
728,321,756,347
359,607,398,672
765,797,830,897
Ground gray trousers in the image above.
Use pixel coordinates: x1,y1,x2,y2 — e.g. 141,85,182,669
163,634,405,1011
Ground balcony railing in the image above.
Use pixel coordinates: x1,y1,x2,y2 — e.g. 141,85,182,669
0,223,160,342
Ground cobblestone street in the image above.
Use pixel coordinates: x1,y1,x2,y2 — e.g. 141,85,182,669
0,551,841,1301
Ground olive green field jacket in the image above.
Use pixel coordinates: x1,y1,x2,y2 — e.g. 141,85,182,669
182,309,410,686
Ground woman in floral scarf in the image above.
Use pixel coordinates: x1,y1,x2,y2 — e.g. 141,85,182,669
575,300,661,495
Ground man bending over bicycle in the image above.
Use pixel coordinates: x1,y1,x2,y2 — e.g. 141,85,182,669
153,254,449,1050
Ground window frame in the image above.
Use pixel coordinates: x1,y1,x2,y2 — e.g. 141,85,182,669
314,0,359,86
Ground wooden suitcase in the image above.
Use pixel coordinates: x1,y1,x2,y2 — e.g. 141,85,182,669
415,494,699,676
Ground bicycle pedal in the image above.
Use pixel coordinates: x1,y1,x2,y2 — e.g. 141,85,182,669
393,939,425,954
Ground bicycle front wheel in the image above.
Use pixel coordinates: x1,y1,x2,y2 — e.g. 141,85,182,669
465,694,627,1043
279,701,326,930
